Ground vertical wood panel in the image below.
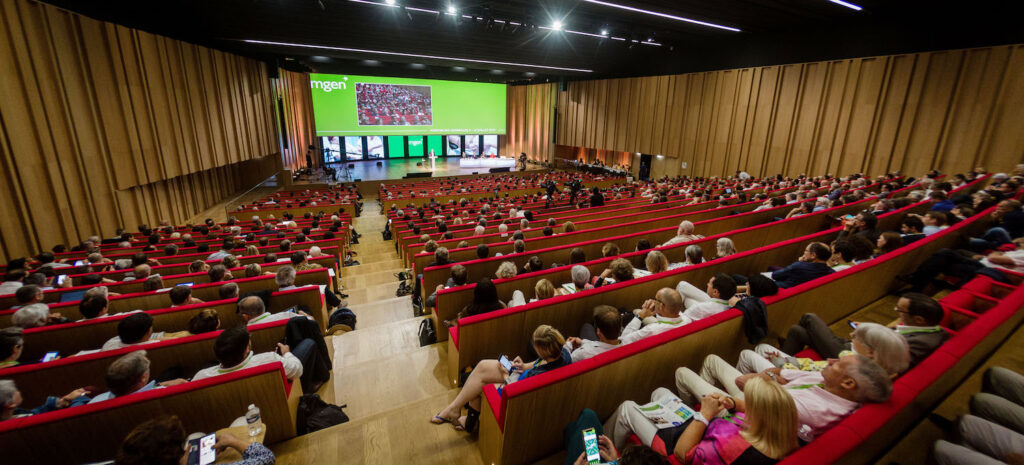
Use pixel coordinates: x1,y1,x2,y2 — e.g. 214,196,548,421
546,44,1024,180
0,0,279,263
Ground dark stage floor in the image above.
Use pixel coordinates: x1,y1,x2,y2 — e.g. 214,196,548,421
322,157,541,182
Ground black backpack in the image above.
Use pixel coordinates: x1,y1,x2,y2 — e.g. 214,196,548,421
382,229,392,240
296,394,349,435
328,308,357,330
418,318,437,346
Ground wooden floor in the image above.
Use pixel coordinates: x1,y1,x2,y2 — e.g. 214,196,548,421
271,197,486,465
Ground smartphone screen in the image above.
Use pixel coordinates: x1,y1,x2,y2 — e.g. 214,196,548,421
198,433,216,465
57,275,67,286
848,320,858,329
42,352,59,362
73,260,85,267
499,355,512,372
582,427,601,465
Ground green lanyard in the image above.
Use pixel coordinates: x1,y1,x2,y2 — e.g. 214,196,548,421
788,383,823,390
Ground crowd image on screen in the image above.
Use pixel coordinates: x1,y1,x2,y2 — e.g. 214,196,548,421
356,83,433,126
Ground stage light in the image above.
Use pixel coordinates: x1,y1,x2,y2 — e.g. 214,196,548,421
828,0,863,10
552,20,563,30
452,66,466,72
384,0,395,4
581,0,740,32
240,38,598,72
447,4,456,14
600,29,608,36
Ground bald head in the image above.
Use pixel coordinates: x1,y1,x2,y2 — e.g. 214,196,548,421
677,221,695,235
237,296,266,320
655,288,684,317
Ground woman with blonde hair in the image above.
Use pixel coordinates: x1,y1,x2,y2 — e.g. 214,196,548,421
645,250,670,274
716,238,737,259
495,261,518,279
563,221,576,234
244,245,260,257
431,325,570,432
603,376,798,464
244,263,271,277
533,279,556,301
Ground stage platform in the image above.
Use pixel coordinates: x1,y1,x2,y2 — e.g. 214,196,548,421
323,157,537,182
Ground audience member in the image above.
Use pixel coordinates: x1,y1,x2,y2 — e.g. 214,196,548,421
192,325,304,381
661,221,704,247
0,379,90,420
88,351,187,403
113,415,275,465
769,242,835,288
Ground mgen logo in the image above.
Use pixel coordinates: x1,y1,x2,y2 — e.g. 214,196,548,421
310,77,348,92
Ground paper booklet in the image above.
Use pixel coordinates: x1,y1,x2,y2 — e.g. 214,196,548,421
561,283,577,293
635,395,696,429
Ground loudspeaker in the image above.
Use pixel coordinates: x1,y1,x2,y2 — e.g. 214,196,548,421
404,172,432,178
376,161,383,166
489,167,511,173
416,162,423,167
472,172,479,175
354,178,362,182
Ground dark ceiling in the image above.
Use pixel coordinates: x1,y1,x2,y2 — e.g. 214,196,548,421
42,0,1024,84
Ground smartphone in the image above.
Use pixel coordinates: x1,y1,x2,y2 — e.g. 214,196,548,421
848,320,858,329
73,260,85,267
582,427,601,465
42,352,59,362
176,282,194,287
499,355,513,372
186,433,217,465
56,275,67,286
726,188,733,194
844,214,856,220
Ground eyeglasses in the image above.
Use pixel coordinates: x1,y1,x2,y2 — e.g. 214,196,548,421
893,305,911,315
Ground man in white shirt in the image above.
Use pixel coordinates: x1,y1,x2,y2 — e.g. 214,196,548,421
566,305,623,362
238,296,313,326
100,313,167,351
676,353,891,443
675,274,737,321
0,269,26,295
192,325,304,381
619,288,690,345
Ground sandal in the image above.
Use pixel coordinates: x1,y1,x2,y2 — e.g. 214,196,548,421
429,413,457,425
453,415,468,432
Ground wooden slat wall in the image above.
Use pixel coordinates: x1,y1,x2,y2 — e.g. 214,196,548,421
0,0,280,263
555,45,1024,179
274,70,317,171
503,83,556,163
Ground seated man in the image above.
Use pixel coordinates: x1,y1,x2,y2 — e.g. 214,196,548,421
425,264,468,309
0,268,27,295
676,353,892,442
903,240,1024,292
101,313,169,351
674,273,738,321
660,220,704,247
769,242,835,289
238,295,312,326
969,199,1024,252
88,351,187,403
900,215,927,245
12,303,66,328
779,292,948,368
567,305,623,362
291,250,321,272
168,285,203,307
12,285,43,309
619,288,690,344
0,380,90,420
192,325,305,381
837,211,881,243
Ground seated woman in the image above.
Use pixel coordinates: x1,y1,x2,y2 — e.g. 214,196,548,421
114,415,275,465
558,265,594,296
509,278,556,307
716,237,738,259
495,261,518,280
874,231,903,258
681,245,705,267
603,376,798,464
594,258,635,287
453,278,506,323
737,322,910,378
430,325,571,433
645,250,670,274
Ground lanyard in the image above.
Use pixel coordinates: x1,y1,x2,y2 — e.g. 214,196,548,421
788,383,823,390
217,352,254,374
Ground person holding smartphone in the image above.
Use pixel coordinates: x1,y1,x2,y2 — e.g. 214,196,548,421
114,416,275,465
430,325,571,433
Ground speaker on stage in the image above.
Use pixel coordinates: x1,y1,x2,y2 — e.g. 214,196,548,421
489,167,511,173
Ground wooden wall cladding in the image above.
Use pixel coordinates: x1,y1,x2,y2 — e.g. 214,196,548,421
503,83,557,163
556,45,1024,179
0,0,280,262
275,70,317,171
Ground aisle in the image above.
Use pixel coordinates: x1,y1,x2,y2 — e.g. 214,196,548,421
273,198,485,465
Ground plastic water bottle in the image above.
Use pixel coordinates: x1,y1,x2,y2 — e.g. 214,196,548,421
246,404,262,437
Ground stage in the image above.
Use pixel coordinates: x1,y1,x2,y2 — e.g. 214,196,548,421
323,157,538,182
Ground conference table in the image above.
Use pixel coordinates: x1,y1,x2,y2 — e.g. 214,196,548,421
459,156,516,169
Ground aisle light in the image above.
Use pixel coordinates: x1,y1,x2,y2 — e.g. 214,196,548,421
582,0,740,32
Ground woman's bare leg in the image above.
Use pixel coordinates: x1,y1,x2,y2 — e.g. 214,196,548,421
435,359,504,421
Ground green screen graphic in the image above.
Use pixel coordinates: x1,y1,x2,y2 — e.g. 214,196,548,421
408,136,425,157
427,136,444,157
310,74,507,136
387,136,405,158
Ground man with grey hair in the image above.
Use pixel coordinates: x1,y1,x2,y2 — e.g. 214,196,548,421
676,353,892,442
660,220,704,247
1,379,90,420
275,266,298,290
237,295,311,326
87,351,186,404
12,303,65,328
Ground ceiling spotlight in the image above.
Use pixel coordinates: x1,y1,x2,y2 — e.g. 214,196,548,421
447,4,456,14
384,0,396,4
828,0,863,10
552,20,563,30
600,28,608,36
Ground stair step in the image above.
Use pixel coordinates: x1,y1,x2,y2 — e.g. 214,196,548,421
333,317,426,367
